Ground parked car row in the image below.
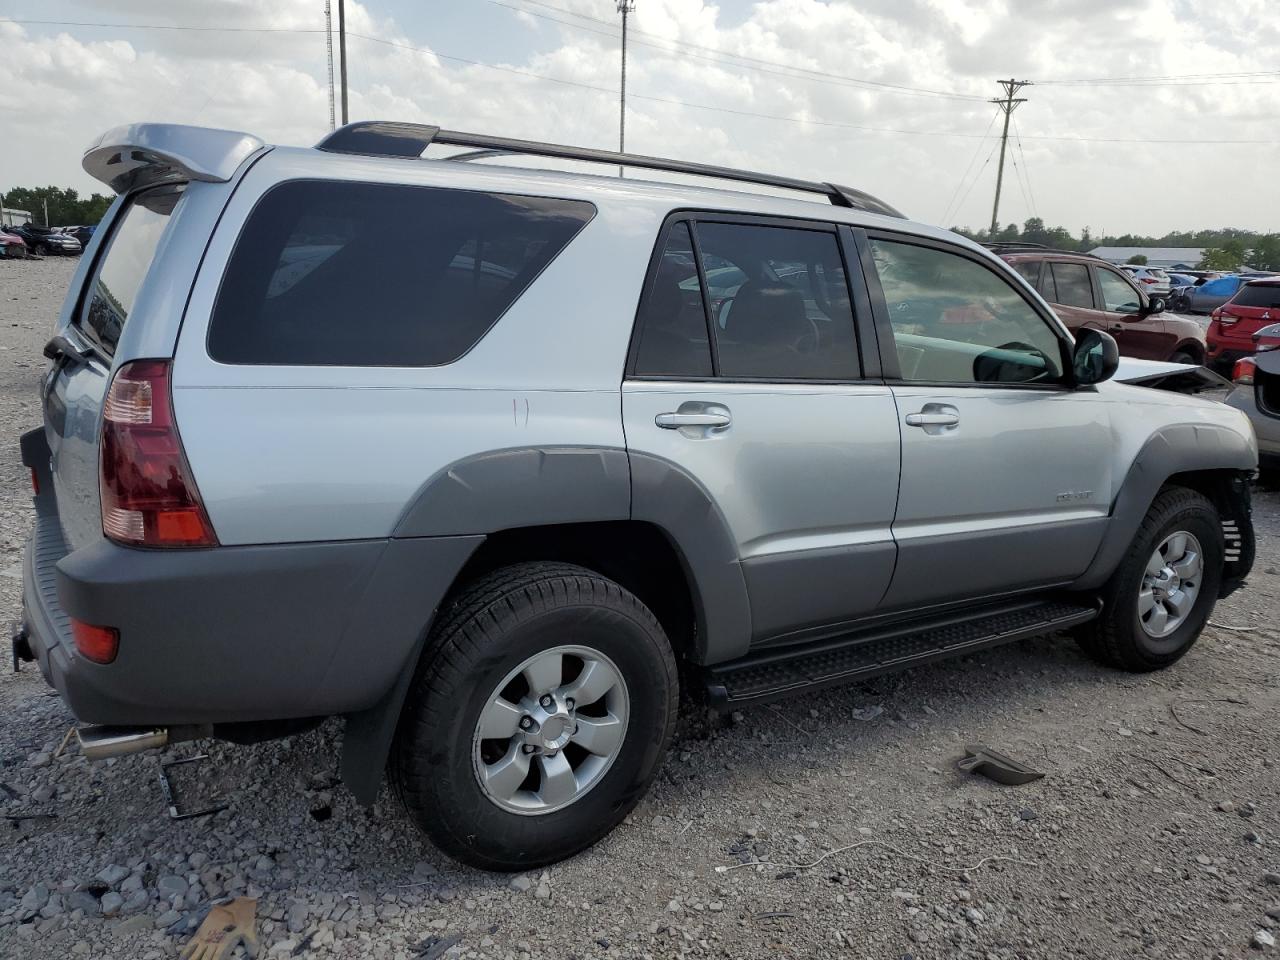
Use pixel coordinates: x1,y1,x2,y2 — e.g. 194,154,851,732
1225,317,1280,482
0,223,94,257
986,244,1207,364
1207,278,1280,370
1168,272,1280,315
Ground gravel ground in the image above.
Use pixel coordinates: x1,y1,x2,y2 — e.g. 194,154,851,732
2,256,1279,960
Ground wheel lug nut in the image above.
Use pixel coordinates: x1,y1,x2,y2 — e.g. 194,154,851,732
522,744,536,754
519,716,533,730
565,698,575,710
539,694,554,708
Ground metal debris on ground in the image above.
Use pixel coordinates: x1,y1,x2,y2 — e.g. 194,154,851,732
159,755,229,820
957,744,1045,785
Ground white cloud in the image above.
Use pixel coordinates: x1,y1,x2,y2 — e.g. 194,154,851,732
1,0,1277,235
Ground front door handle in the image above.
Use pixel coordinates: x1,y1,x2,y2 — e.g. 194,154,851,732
656,411,731,429
904,412,959,427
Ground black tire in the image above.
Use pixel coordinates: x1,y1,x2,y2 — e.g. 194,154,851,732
1075,486,1222,672
390,562,679,870
1169,350,1197,365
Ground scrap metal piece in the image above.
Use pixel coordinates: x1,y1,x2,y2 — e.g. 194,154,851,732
159,755,229,820
957,744,1045,786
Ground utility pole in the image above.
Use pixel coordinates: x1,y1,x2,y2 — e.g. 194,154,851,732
325,0,336,130
43,198,49,227
617,1,635,174
989,78,1030,237
338,0,349,126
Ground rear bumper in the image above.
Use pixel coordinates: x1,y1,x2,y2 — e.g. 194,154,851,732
20,431,483,726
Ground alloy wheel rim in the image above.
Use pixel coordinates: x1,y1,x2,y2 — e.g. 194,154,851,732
1138,530,1203,639
472,644,629,816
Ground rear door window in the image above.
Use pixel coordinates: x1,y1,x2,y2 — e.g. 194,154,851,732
693,222,859,380
77,185,184,356
631,223,713,378
1011,260,1041,287
208,180,594,366
1049,262,1094,308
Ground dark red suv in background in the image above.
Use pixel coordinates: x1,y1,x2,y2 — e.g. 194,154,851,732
991,245,1208,364
1207,279,1280,372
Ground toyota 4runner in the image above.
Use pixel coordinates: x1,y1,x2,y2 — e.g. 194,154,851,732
14,122,1257,869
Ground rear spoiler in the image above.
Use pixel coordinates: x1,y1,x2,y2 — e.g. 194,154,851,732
83,123,265,194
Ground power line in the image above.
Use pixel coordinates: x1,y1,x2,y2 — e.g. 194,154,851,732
1012,116,1038,219
939,110,1000,225
952,141,1001,227
0,17,325,33
487,0,989,102
6,17,1277,146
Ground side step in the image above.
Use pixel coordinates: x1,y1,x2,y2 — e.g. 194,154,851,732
705,597,1099,710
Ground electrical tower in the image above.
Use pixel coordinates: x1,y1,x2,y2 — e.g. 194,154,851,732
989,79,1030,236
617,0,635,173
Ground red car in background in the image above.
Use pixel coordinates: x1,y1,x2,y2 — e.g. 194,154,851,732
0,228,27,258
1207,279,1280,371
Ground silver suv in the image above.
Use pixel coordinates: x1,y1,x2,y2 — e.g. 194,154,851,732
14,121,1258,870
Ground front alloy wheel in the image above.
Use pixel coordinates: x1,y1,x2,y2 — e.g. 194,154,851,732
1138,531,1203,639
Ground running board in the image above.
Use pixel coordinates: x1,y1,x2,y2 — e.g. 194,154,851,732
705,597,1099,710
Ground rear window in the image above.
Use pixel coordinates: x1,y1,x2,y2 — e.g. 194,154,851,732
77,184,184,356
208,180,594,366
1232,284,1280,309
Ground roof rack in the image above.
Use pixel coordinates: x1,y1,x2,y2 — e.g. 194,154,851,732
982,242,1103,260
315,120,904,219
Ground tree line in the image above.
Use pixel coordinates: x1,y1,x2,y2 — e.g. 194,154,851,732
1,186,114,228
953,217,1280,271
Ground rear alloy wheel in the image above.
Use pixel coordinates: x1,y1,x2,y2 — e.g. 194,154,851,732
1075,487,1222,672
391,562,678,870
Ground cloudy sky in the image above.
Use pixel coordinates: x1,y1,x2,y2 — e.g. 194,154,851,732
3,0,1277,236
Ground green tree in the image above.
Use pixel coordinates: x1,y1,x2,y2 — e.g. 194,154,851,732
1252,235,1280,271
1126,254,1148,265
1,186,113,227
1200,247,1242,271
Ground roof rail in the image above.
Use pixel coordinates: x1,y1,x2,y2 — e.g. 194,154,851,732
315,120,904,219
982,242,1103,260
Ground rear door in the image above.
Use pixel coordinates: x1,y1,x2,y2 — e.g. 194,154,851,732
1038,259,1103,338
858,232,1112,611
44,185,186,549
623,215,901,646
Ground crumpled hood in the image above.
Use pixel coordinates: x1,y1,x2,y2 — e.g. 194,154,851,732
1112,356,1229,391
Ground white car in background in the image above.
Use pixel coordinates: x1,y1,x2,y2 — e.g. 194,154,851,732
1121,264,1172,298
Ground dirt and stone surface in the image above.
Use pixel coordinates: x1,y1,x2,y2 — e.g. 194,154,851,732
1,256,1278,960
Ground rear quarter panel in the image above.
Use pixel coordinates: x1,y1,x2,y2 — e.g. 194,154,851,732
171,151,661,544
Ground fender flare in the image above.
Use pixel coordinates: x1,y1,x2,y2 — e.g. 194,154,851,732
1071,423,1256,591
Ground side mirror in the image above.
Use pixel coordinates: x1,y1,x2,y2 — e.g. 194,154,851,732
1146,297,1166,315
1073,329,1119,386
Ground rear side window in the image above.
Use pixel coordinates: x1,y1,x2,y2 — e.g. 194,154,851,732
78,185,184,356
1232,284,1280,308
1010,260,1041,286
208,180,594,366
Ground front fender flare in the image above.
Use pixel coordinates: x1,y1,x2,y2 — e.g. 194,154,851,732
1071,423,1256,591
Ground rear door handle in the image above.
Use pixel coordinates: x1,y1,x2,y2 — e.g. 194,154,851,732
656,411,731,429
904,412,959,427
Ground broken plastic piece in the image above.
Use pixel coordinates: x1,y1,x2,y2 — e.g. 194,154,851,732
957,744,1044,786
159,755,229,820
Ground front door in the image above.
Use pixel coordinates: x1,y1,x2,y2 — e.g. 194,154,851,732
623,216,901,646
1093,264,1172,360
861,234,1113,611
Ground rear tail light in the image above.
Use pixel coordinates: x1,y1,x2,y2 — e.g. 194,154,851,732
1232,357,1256,385
100,359,218,547
30,468,39,495
1140,277,1157,284
71,618,119,664
1215,308,1239,327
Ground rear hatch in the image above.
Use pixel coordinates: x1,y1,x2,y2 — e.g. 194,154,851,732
1217,282,1280,345
44,185,187,550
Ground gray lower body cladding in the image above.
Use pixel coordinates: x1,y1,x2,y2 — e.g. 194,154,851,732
23,510,481,726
